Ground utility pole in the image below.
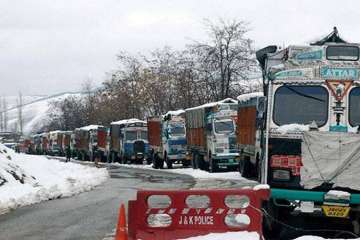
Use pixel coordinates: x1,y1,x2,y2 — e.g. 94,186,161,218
0,97,3,132
18,92,23,135
3,97,8,132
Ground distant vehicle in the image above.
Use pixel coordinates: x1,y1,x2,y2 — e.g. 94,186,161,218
110,119,148,164
185,98,240,172
61,130,73,155
74,125,106,161
32,133,43,155
40,132,50,155
48,131,65,156
147,110,188,169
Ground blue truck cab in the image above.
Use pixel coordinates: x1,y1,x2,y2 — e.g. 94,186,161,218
110,118,149,164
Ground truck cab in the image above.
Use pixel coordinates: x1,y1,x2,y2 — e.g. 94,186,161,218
242,28,360,237
148,110,188,169
110,119,149,164
186,98,240,172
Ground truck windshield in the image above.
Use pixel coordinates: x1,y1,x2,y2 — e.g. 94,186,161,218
214,120,234,134
126,131,137,141
273,85,328,126
170,124,185,135
349,87,360,126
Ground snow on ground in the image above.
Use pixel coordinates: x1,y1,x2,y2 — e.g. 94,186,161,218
0,144,108,214
116,163,255,183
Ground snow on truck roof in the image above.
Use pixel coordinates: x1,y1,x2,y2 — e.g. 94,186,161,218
79,125,104,131
163,109,185,117
237,92,263,102
185,98,237,111
111,118,146,125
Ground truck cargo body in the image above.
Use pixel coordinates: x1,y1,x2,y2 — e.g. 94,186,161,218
147,111,188,169
110,119,149,164
247,32,360,237
185,99,240,172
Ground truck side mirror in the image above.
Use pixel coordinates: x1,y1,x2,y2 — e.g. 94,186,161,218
206,123,213,132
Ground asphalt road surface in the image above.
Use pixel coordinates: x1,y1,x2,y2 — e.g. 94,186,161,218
0,163,196,240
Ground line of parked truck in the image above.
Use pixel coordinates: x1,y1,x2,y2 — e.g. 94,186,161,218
17,95,263,173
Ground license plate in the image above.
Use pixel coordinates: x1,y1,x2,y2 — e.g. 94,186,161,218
322,205,350,218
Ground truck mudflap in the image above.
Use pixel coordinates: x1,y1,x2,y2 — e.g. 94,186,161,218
127,188,270,240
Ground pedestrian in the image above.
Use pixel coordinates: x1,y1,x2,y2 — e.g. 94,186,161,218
94,146,100,167
66,145,71,162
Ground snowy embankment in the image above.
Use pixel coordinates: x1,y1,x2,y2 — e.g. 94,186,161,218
0,144,108,214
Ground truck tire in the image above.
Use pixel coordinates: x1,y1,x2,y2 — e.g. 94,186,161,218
209,154,218,173
182,159,190,167
164,152,173,169
239,156,252,178
154,153,164,169
191,153,198,169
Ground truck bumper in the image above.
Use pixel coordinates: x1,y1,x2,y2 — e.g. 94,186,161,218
271,188,360,204
213,155,240,166
168,154,187,161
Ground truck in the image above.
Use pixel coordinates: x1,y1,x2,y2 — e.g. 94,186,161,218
240,28,360,238
48,130,64,156
110,118,148,164
61,131,73,156
147,110,188,169
74,125,106,161
185,98,240,172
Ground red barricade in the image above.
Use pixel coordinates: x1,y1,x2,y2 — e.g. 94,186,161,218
127,188,270,240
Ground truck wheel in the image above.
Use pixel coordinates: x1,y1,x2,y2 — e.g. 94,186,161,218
209,156,218,173
239,156,251,178
191,153,198,169
182,159,190,167
164,152,173,169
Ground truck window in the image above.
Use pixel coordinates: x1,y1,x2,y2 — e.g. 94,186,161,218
349,87,360,127
126,131,137,141
214,120,234,134
273,85,328,126
327,45,359,61
140,131,148,140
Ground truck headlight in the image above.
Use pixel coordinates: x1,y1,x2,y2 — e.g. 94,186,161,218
272,169,290,181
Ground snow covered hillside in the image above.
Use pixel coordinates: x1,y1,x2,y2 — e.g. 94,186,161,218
0,144,108,214
4,92,82,135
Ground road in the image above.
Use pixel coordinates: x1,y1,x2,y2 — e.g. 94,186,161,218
0,164,196,240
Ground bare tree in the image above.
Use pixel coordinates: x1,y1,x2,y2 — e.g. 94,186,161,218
190,19,257,100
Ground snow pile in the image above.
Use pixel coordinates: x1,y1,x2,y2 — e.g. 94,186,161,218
0,144,108,214
275,124,309,134
181,231,259,240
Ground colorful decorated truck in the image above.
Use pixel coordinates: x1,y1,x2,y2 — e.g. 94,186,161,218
110,119,149,164
185,98,239,172
241,28,360,237
147,110,188,169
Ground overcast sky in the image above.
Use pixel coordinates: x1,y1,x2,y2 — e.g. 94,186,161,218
1,0,359,96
